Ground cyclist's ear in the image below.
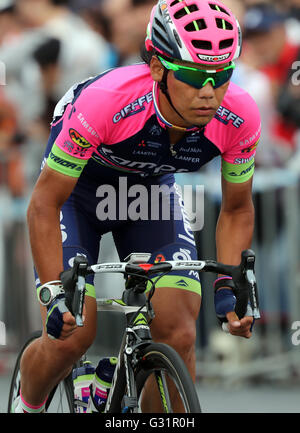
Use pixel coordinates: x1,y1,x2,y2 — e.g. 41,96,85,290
149,56,164,83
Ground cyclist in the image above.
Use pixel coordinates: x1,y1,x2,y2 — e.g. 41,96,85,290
14,0,260,413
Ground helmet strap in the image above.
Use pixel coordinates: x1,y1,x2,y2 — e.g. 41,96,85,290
159,68,185,121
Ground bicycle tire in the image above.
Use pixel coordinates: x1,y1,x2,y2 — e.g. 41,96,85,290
7,330,75,413
134,342,201,413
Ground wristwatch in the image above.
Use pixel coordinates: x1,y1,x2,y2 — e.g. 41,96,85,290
37,281,65,307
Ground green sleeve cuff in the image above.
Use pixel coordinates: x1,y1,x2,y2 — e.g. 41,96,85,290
47,143,88,178
222,158,255,184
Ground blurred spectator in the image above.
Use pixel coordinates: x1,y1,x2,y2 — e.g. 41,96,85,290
0,0,23,47
101,0,156,66
0,87,25,197
26,37,62,148
0,0,115,189
71,0,119,67
285,0,300,44
220,1,281,166
0,0,113,127
242,3,299,161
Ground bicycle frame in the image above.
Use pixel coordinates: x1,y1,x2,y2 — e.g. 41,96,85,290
95,297,153,413
61,249,260,413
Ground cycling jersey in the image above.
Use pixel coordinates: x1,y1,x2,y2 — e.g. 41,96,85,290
38,62,261,298
46,63,261,183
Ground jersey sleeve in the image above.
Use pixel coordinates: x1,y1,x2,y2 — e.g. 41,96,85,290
46,86,107,178
221,93,261,184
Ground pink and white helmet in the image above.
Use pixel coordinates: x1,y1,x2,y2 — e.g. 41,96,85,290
145,0,242,66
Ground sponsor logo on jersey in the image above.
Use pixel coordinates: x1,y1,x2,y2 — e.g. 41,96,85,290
241,141,258,154
229,162,255,177
198,53,230,62
234,154,255,164
49,151,83,172
239,126,261,147
69,128,92,148
175,279,189,288
113,92,153,124
215,106,244,128
77,113,99,138
154,254,166,263
63,140,89,157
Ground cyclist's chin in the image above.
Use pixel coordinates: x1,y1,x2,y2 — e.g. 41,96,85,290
185,112,215,128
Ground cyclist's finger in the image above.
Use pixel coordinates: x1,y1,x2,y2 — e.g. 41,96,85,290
63,311,76,326
226,312,253,338
226,311,241,328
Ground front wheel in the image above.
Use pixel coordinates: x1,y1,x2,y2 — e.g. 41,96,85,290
7,331,75,413
134,343,201,413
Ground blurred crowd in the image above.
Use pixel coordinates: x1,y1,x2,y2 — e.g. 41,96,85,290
0,0,299,198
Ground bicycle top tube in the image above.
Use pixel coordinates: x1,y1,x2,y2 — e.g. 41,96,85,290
96,298,148,314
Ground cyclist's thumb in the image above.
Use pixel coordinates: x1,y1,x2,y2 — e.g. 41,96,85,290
63,311,76,326
226,311,241,328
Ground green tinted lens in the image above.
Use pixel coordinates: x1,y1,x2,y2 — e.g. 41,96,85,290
158,56,235,89
173,66,234,89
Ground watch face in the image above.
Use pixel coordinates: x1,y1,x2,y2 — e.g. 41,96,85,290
40,287,51,305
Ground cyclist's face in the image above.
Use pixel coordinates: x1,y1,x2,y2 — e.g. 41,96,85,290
150,56,230,128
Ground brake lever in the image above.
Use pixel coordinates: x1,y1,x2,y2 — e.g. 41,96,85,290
245,266,260,320
61,256,88,327
232,250,260,320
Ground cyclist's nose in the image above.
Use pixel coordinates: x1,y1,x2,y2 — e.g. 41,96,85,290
197,81,215,98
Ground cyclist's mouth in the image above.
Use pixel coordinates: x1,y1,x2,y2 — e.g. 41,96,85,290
192,107,216,116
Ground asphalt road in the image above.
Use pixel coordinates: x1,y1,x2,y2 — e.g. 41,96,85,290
1,371,300,413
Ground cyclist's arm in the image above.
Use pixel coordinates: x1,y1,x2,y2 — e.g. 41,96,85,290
216,174,254,267
27,165,78,286
215,175,255,338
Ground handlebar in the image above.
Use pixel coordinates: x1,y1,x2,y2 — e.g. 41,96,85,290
60,249,260,327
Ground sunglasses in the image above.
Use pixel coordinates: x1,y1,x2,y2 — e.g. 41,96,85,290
158,56,235,89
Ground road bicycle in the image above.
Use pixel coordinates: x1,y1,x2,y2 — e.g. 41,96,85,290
7,249,260,413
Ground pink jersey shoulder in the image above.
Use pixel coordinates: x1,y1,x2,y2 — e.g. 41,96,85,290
54,64,154,160
205,81,261,164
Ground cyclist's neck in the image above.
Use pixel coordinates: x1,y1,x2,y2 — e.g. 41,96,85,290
152,82,199,133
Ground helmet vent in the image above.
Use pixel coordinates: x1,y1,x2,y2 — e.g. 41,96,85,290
153,28,172,51
216,18,233,30
174,4,199,19
219,38,233,49
192,40,212,50
209,3,230,16
155,17,167,32
170,0,180,6
173,29,182,47
185,19,207,32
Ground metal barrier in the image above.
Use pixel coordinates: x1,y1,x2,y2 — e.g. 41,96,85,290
1,166,300,384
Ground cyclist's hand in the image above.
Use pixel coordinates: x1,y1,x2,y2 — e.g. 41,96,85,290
46,295,77,340
225,311,253,339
